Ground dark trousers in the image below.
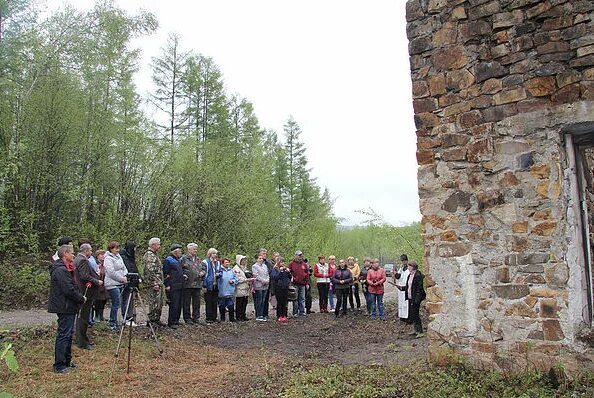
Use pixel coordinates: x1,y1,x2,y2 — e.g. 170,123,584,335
218,296,235,321
263,287,270,317
335,289,349,315
75,298,94,348
317,283,329,310
93,299,107,320
167,288,183,326
305,284,312,312
235,296,248,320
204,288,219,322
409,301,423,333
276,287,289,318
349,283,361,309
54,313,75,371
255,289,267,318
183,288,201,322
121,285,135,321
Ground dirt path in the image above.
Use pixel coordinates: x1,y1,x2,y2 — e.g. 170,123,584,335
0,283,399,328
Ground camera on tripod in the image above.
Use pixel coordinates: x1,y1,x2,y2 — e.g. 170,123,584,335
127,272,140,289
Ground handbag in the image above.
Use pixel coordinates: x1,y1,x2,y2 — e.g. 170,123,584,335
288,283,298,301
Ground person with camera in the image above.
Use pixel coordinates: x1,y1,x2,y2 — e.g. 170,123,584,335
164,244,185,328
104,241,128,331
202,248,221,324
143,238,165,327
233,255,252,321
181,243,204,325
289,250,308,317
73,243,103,349
331,259,353,318
314,255,331,313
120,240,139,327
271,256,292,323
49,244,86,374
366,258,387,320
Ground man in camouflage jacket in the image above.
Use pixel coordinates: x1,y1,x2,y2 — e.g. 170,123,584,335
143,237,165,326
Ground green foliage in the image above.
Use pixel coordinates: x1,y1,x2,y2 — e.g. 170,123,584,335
277,363,594,398
0,258,49,309
1,342,18,372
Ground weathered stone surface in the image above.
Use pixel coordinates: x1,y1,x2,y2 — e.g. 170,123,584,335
451,6,467,20
475,61,508,83
527,330,544,340
497,267,510,283
477,190,504,210
446,69,475,91
525,296,538,308
507,253,550,266
414,112,440,128
505,302,538,318
537,41,570,55
540,298,559,318
530,288,559,298
427,0,447,13
426,286,443,302
520,273,547,284
512,221,528,233
441,133,470,148
493,284,530,299
502,74,524,88
432,45,468,71
526,76,556,97
428,74,446,96
413,97,439,113
442,190,472,213
516,151,534,170
501,171,520,186
459,20,492,42
510,35,534,52
532,208,552,220
525,1,552,19
543,319,565,341
458,110,484,129
482,78,502,94
570,55,594,68
577,44,594,58
468,1,500,20
544,263,569,287
495,140,530,154
491,43,510,59
532,221,557,236
519,264,544,273
493,10,524,29
581,81,594,99
422,215,447,229
530,163,550,178
551,83,580,104
433,22,458,46
438,242,471,257
467,137,493,162
442,147,467,161
543,16,574,31
494,87,527,105
417,150,435,165
417,137,442,150
482,103,518,122
517,98,549,114
405,0,424,22
412,80,431,98
440,230,458,242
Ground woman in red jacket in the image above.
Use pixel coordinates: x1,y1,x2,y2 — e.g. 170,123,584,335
366,258,387,320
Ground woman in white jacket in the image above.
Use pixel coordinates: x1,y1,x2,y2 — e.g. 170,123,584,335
104,241,128,330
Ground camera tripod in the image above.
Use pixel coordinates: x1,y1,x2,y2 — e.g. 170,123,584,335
108,286,163,385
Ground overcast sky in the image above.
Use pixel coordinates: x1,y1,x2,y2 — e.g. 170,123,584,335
45,0,421,226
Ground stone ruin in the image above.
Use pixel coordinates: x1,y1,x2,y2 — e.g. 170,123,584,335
406,0,594,371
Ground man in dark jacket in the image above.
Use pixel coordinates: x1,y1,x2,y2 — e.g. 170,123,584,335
164,244,185,328
48,244,86,374
120,240,138,326
181,243,204,324
400,260,426,338
73,243,102,349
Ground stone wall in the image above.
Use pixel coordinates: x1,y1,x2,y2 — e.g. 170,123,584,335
406,0,594,371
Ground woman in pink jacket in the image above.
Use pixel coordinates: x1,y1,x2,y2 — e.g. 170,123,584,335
366,258,386,320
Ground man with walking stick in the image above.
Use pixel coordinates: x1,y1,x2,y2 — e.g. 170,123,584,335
73,243,103,350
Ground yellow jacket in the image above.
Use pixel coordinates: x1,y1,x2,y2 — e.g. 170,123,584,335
348,263,361,285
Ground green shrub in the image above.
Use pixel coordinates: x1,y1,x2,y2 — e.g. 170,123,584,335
0,258,49,310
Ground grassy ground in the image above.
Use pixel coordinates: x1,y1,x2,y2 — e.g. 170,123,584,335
2,305,594,397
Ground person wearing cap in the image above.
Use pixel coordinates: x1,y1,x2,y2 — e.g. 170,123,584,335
143,238,165,327
164,244,185,328
201,248,221,323
393,254,410,323
51,236,73,264
289,250,308,317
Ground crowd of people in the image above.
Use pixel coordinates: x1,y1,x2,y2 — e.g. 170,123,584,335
47,236,426,374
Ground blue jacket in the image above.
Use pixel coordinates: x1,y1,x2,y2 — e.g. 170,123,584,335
202,258,221,291
163,255,184,290
217,267,238,298
271,267,292,289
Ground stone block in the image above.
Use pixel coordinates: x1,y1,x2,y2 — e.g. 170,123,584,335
428,74,447,96
406,0,424,22
459,20,492,42
543,319,565,341
502,74,524,89
526,76,556,97
570,55,594,68
516,151,534,170
441,133,470,148
510,0,542,9
422,215,447,229
501,171,520,186
438,242,471,257
433,22,458,47
581,81,594,99
532,221,557,236
510,59,531,74
482,78,502,94
432,45,469,71
499,52,527,66
561,23,587,41
585,68,594,79
517,98,549,114
409,36,433,55
451,6,467,20
526,1,552,20
471,341,496,354
440,230,458,242
493,284,530,299
536,180,550,198
442,147,468,161
412,80,430,98
540,298,559,318
543,16,574,31
540,52,573,62
532,208,552,220
556,70,581,88
519,264,545,273
482,104,518,122
497,267,510,283
467,137,493,162
552,83,581,104
458,110,484,129
495,140,530,154
413,97,439,113
510,35,534,52
512,221,528,233
426,286,443,302
444,101,471,117
544,263,569,287
442,190,473,213
414,112,440,128
417,150,435,166
468,214,485,226
530,288,559,298
446,69,476,91
468,1,501,20
493,10,525,29
535,62,565,76
477,190,504,210
525,296,538,308
417,137,442,150
530,163,550,178
520,273,547,284
570,33,594,50
426,302,443,315
491,43,510,58
475,61,508,83
469,95,493,109
494,87,527,105
428,0,447,13
505,301,538,318
515,22,537,35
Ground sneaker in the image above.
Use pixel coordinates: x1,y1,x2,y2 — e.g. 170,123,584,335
255,317,263,321
370,316,376,320
125,320,138,327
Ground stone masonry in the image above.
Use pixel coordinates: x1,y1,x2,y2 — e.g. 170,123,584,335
406,0,594,371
